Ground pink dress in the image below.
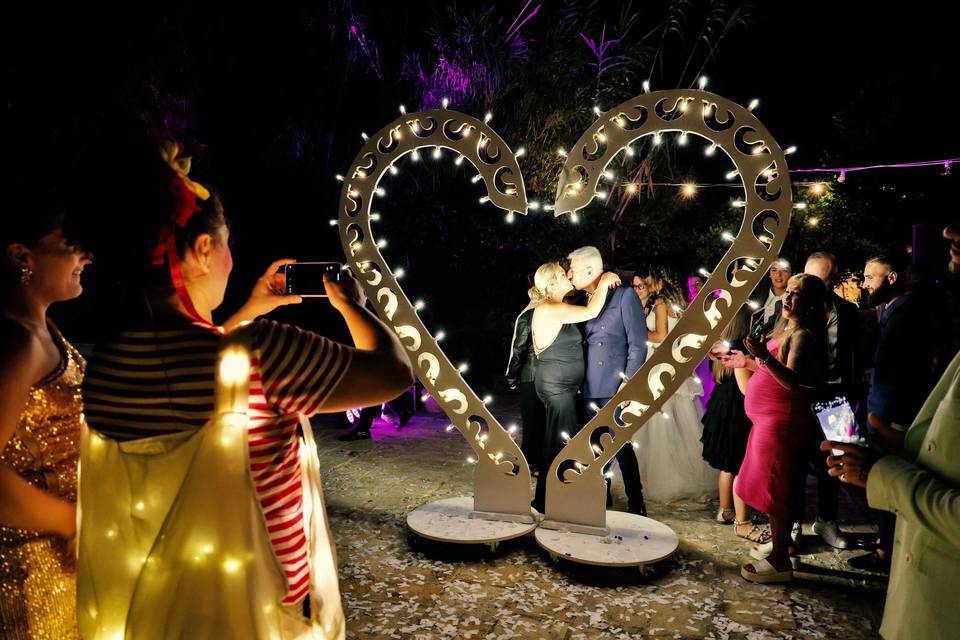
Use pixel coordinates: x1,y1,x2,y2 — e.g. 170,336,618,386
736,338,816,519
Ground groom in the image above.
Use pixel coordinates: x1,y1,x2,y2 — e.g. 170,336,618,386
567,246,648,516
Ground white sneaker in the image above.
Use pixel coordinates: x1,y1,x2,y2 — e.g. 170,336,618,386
790,522,802,545
812,517,849,549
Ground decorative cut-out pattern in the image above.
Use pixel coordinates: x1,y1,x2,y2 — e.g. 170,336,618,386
337,110,531,519
542,89,792,530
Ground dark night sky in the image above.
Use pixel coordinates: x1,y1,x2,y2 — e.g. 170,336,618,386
3,2,957,384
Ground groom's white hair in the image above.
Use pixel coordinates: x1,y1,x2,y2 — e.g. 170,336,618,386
567,246,603,264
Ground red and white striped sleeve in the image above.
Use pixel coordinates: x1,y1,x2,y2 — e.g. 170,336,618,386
254,320,352,416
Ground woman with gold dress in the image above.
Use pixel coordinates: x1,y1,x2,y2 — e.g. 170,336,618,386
0,187,92,638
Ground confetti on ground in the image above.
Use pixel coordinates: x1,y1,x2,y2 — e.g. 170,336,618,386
311,403,885,640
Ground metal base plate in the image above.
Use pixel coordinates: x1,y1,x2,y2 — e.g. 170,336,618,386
534,510,679,567
407,496,538,548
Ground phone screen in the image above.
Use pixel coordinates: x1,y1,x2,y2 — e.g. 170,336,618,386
811,396,866,454
283,262,342,297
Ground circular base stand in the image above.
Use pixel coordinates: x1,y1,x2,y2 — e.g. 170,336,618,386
534,511,678,567
407,496,538,551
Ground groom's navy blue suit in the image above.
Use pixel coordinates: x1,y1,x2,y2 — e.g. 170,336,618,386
582,284,649,514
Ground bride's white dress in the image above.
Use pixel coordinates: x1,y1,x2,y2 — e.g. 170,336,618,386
631,312,718,502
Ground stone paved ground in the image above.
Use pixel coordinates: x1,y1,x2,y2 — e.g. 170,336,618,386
312,398,886,639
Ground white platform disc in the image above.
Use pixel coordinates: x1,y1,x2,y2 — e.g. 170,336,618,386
534,511,679,567
407,496,538,547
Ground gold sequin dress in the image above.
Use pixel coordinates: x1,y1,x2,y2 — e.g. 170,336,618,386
0,323,83,639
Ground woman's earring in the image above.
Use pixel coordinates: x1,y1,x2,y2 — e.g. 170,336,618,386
19,265,32,286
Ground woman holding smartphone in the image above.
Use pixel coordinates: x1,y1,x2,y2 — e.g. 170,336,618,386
722,273,828,583
78,142,413,638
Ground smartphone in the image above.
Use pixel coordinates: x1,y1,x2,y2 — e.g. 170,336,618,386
811,396,866,455
749,308,766,341
282,262,342,297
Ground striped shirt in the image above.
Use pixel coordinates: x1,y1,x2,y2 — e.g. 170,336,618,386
83,317,351,604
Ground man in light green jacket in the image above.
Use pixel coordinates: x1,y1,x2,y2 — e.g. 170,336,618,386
824,349,960,639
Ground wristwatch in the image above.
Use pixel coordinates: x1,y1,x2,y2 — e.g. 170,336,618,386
756,354,769,366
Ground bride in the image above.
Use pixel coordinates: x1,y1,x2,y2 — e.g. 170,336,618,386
630,267,717,502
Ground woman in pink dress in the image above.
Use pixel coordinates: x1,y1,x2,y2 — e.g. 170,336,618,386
722,273,828,583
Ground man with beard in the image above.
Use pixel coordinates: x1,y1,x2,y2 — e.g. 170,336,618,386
853,254,939,571
864,255,938,436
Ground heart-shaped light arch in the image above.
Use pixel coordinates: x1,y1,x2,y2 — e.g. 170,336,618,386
337,110,533,521
543,89,792,532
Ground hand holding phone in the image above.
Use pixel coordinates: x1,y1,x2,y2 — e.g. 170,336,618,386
223,258,303,332
323,267,366,311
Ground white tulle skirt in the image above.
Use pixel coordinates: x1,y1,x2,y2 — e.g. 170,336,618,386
631,376,718,503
